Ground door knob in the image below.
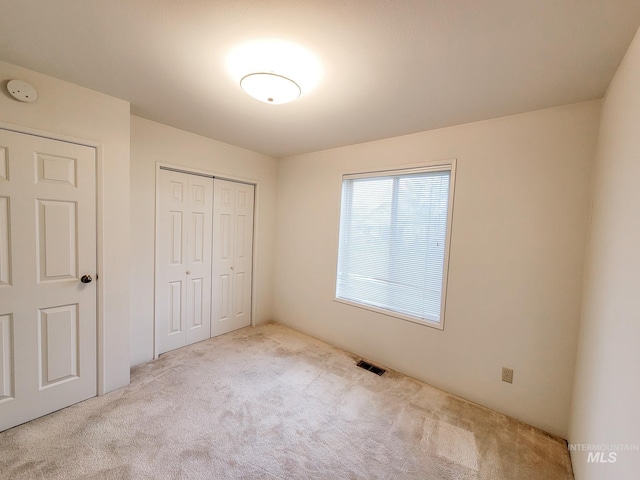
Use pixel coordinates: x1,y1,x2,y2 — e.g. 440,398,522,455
80,275,93,284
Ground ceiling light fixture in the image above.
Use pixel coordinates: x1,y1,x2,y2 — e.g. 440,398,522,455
240,72,301,105
227,39,323,106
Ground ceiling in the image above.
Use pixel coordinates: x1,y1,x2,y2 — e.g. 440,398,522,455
1,0,639,158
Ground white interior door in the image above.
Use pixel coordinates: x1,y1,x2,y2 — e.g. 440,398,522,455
0,128,97,432
156,169,213,355
212,179,254,337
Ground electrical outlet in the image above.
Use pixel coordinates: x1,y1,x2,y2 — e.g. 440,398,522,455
502,367,514,384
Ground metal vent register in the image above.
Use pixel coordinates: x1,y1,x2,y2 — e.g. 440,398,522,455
357,360,386,376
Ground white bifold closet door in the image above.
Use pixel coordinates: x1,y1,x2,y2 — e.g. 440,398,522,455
212,179,254,337
156,169,213,355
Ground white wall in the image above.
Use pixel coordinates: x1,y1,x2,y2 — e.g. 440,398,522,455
0,60,131,393
569,29,640,479
129,116,278,366
274,101,600,438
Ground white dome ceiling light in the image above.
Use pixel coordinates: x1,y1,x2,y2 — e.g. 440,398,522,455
240,73,301,105
227,39,322,106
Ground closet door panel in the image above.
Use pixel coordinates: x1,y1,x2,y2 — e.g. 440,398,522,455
156,170,212,354
185,177,213,345
212,179,254,337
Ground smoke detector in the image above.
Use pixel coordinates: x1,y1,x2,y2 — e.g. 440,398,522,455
7,80,38,103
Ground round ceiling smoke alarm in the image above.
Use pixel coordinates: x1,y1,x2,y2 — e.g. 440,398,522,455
7,79,38,103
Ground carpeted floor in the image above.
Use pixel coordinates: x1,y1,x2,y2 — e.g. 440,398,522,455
0,322,573,479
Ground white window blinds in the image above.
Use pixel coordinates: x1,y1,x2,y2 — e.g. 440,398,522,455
336,167,453,325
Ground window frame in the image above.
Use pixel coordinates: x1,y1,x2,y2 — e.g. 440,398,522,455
333,159,457,330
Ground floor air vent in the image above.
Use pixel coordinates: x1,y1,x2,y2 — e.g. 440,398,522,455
357,360,386,376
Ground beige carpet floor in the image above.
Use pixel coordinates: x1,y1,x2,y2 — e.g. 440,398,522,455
0,322,573,479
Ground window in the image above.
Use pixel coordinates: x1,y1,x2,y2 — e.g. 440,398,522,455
335,162,455,328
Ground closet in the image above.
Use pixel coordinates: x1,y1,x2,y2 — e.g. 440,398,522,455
155,169,254,355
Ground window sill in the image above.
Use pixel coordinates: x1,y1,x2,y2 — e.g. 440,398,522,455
333,297,444,331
